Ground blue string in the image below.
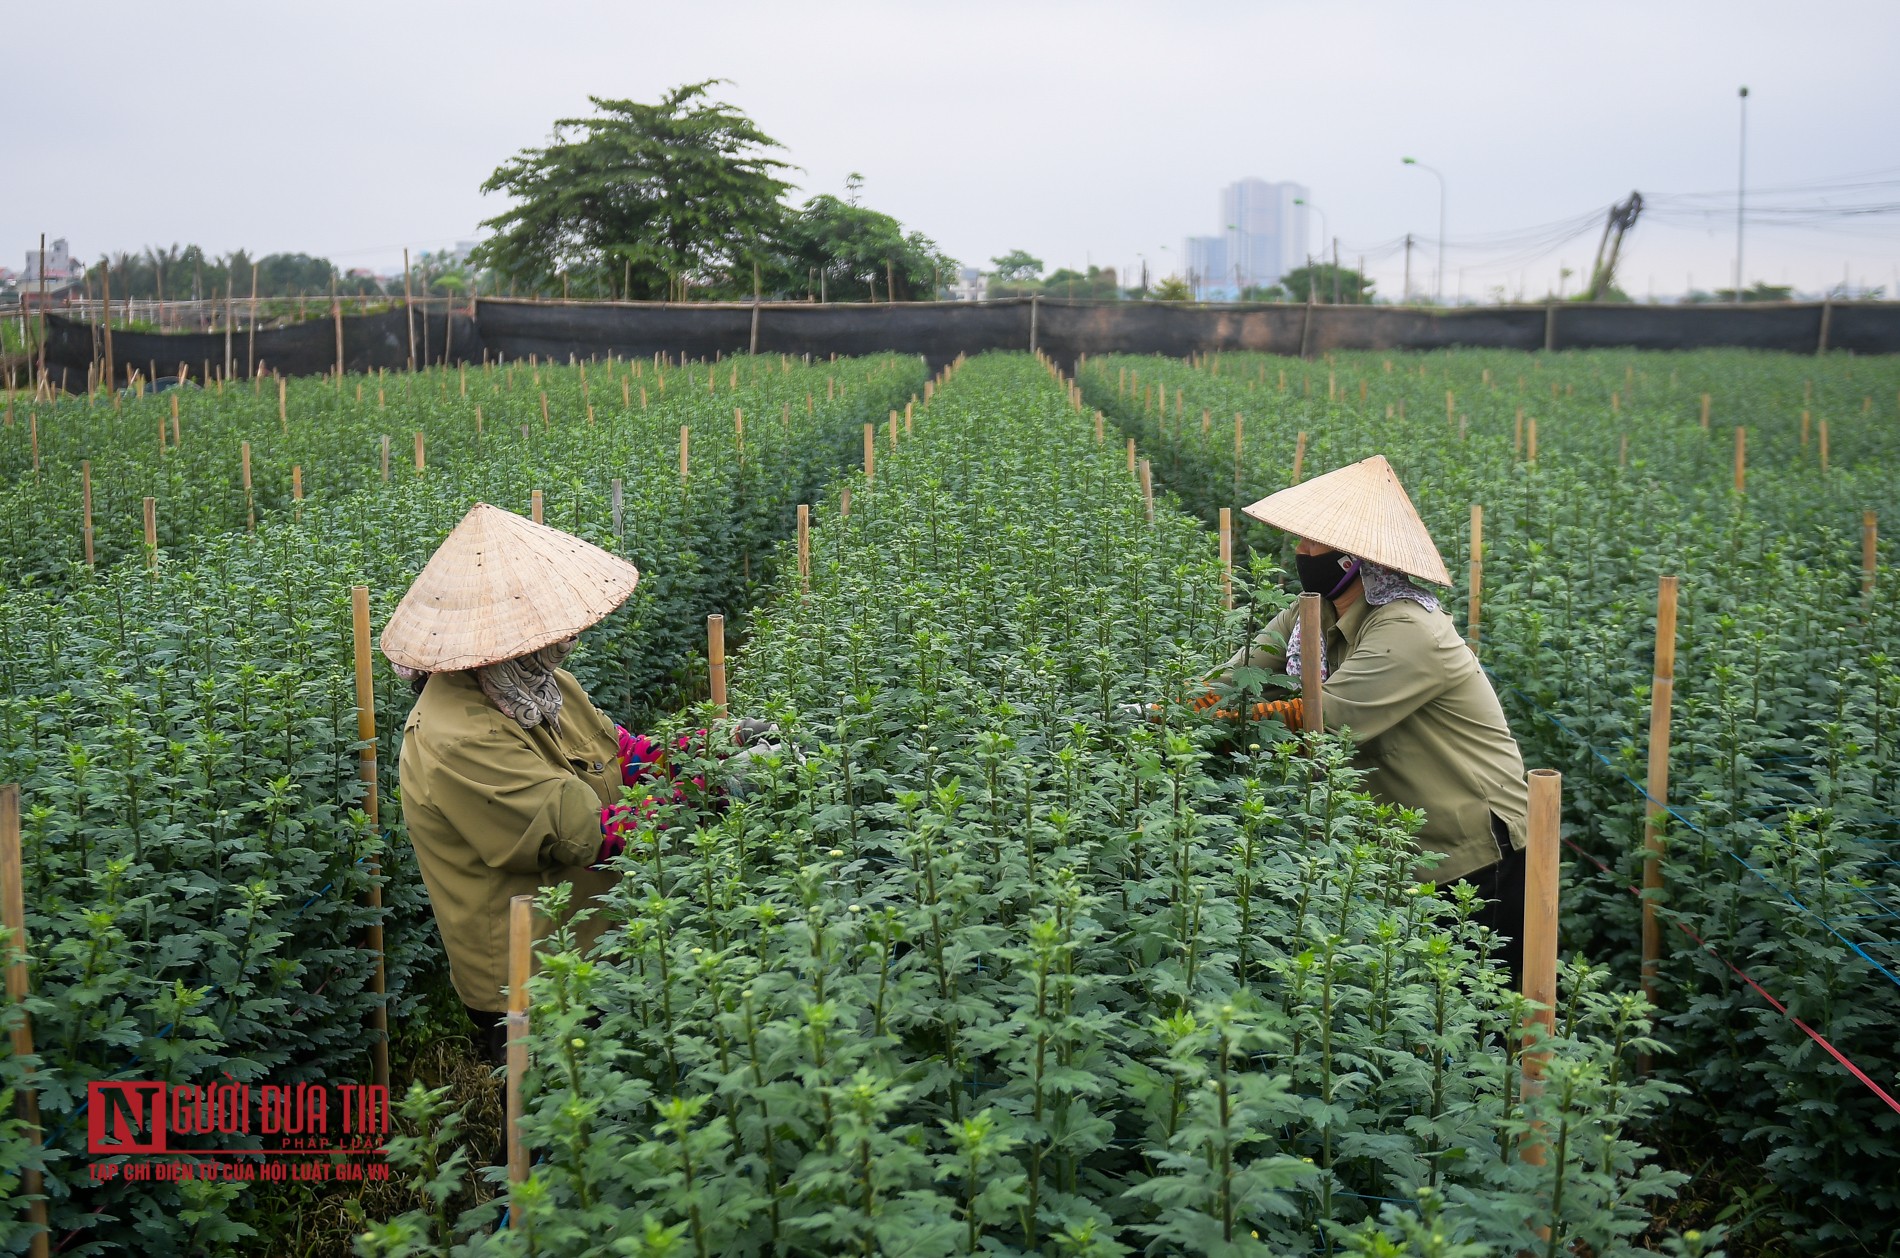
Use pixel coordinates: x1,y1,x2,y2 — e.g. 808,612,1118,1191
1482,665,1900,995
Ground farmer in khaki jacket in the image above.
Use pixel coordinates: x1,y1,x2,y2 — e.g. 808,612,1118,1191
381,503,670,1065
1196,455,1532,986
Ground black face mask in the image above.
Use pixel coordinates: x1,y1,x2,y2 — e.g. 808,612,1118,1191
1296,549,1356,598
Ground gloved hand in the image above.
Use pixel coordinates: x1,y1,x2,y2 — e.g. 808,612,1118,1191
1185,690,1304,726
595,801,637,867
723,718,803,799
616,724,669,789
1114,702,1166,723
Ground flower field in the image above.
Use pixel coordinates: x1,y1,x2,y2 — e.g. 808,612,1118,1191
0,343,1890,1254
1076,348,1900,1251
0,352,926,1253
363,354,1683,1257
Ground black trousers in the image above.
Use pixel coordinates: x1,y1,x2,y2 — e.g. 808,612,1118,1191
1460,815,1528,992
465,1006,509,1068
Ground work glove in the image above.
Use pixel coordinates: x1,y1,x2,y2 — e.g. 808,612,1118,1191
595,802,637,867
724,718,803,799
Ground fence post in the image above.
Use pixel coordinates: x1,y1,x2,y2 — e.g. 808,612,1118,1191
1521,768,1563,1163
1029,294,1039,353
1299,592,1324,733
1640,577,1680,1031
506,893,535,1228
1,784,50,1258
1467,504,1483,655
351,586,392,1093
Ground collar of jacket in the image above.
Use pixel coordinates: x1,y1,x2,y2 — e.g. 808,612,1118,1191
1334,594,1373,648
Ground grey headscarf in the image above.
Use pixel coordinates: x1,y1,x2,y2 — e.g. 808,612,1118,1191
1286,559,1442,681
392,635,580,732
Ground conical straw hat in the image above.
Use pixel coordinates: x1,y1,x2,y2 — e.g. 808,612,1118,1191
1240,455,1451,586
380,503,641,672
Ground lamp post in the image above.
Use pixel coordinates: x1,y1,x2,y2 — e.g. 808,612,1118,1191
1293,198,1325,301
1402,157,1446,304
1735,86,1750,303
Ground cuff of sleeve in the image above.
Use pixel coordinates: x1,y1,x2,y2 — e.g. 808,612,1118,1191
547,777,611,868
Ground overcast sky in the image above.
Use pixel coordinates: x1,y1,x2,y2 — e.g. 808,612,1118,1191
9,0,1899,301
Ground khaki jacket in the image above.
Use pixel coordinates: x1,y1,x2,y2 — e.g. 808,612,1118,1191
1214,596,1530,884
398,668,621,1012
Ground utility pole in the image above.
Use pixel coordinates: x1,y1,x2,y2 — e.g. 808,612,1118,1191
1735,86,1750,303
1332,238,1341,304
1403,234,1414,304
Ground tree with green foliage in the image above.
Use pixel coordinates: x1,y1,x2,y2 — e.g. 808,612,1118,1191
1280,262,1374,304
989,250,1043,283
764,194,957,301
1149,275,1194,302
473,82,793,300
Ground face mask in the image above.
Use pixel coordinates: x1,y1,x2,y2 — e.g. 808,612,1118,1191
1296,549,1357,598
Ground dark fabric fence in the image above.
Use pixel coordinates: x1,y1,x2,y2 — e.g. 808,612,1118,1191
40,299,1900,389
42,309,484,386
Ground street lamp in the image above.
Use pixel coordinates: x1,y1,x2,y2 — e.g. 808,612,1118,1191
1292,197,1326,263
1735,86,1750,303
1402,157,1446,304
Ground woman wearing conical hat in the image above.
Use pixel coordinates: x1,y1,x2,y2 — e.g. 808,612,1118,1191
380,503,691,1065
1199,456,1532,986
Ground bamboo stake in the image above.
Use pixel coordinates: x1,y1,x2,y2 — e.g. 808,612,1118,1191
1140,459,1154,523
278,377,288,435
681,426,690,481
797,504,810,594
863,423,875,483
1218,507,1233,610
1640,576,1680,1023
81,461,93,567
380,435,391,482
351,586,392,1093
1094,412,1104,443
1801,410,1810,447
506,893,534,1227
611,479,624,538
1520,769,1563,1164
242,441,255,533
1527,418,1539,465
1733,427,1746,494
1820,420,1830,472
1619,433,1628,467
888,409,898,450
1699,393,1710,430
292,466,303,522
1864,511,1879,601
540,392,549,430
1292,431,1307,483
1467,505,1483,655
530,490,544,524
1299,593,1324,733
143,497,157,569
840,484,851,519
0,784,49,1258
708,614,727,717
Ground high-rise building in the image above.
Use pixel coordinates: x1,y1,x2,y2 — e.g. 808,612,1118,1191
1183,180,1309,300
